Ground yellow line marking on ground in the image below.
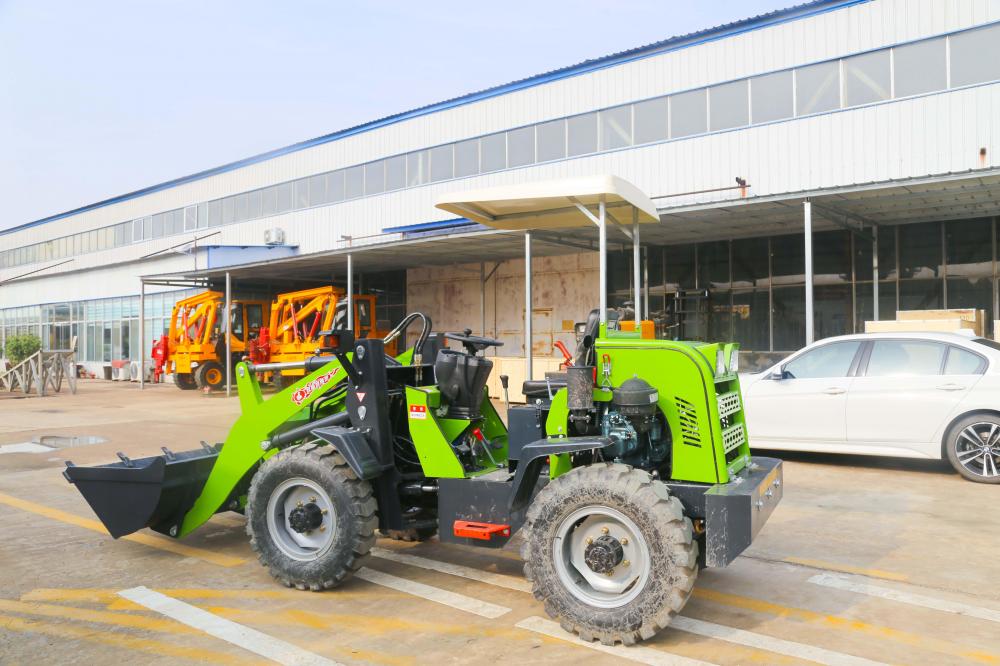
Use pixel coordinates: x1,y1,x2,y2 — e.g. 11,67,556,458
0,598,196,635
23,587,396,606
695,587,999,664
0,491,246,567
0,612,255,664
782,557,908,582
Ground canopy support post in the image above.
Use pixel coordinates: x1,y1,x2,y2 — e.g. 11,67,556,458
139,280,145,391
872,225,879,322
225,271,232,397
804,201,814,345
525,231,532,382
632,207,641,325
347,254,354,331
599,197,607,327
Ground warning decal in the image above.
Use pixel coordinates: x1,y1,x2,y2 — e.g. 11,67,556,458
409,404,428,420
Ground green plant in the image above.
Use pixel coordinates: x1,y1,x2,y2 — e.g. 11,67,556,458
3,333,41,366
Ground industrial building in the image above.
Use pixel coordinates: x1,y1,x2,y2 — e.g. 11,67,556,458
4,0,1000,378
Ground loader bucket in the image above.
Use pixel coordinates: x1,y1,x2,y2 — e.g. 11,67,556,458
63,445,219,538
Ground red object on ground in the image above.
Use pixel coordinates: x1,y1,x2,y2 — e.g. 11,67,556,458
453,520,511,540
151,336,170,383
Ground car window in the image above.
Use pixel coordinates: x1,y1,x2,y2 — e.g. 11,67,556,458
783,341,861,379
865,340,945,377
944,346,986,375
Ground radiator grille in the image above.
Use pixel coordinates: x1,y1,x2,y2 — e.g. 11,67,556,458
675,396,702,447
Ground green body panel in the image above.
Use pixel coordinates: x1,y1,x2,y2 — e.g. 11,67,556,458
180,356,351,536
404,386,509,478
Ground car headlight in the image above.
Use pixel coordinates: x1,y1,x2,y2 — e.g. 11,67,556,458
729,349,739,374
716,349,726,376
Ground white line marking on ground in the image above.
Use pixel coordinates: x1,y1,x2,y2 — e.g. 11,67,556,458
669,616,887,666
515,616,716,666
809,572,1000,624
372,547,532,592
117,586,339,666
355,568,511,618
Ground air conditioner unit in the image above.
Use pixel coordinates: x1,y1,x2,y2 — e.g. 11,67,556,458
265,228,286,246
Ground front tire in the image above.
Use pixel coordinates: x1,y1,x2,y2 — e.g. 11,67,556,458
522,463,698,645
195,361,225,390
174,373,197,390
246,442,378,589
945,414,1000,484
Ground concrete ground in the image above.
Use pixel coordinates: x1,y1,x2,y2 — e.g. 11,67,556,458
1,381,999,665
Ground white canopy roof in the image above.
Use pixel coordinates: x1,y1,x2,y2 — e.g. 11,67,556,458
435,175,660,230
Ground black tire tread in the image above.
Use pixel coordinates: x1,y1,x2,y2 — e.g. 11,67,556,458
246,442,378,590
945,413,1000,484
521,463,698,645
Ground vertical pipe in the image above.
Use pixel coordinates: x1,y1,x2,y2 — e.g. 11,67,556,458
804,200,814,345
346,254,354,331
225,272,232,397
525,232,532,381
872,225,879,322
642,246,649,321
599,197,607,327
632,208,641,325
139,280,145,390
480,262,486,337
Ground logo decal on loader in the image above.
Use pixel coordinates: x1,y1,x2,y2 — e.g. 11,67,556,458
291,368,341,406
409,404,427,420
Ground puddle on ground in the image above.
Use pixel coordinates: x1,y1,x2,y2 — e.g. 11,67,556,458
0,435,107,455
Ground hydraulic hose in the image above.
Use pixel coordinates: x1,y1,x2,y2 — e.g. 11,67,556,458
383,312,432,360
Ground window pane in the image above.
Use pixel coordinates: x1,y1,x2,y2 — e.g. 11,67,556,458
813,230,850,284
364,161,385,194
385,156,406,189
507,126,535,167
184,206,197,231
670,89,707,138
698,240,729,289
133,219,143,240
732,290,769,351
261,187,277,216
731,237,769,288
844,50,890,106
709,80,748,130
234,194,249,221
945,346,985,375
771,233,805,284
947,217,992,277
151,213,164,238
599,105,632,150
480,134,506,173
950,23,1000,88
308,174,327,205
866,340,945,376
247,190,262,219
784,340,861,378
344,166,364,198
294,178,309,208
406,151,429,186
894,37,946,97
276,182,293,212
772,285,806,350
751,70,793,123
327,171,345,201
223,197,237,224
536,119,566,161
899,221,942,278
796,61,840,115
567,112,598,156
451,139,478,177
429,144,454,182
946,276,992,326
899,279,943,311
633,97,668,144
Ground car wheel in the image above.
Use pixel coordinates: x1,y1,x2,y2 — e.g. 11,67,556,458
945,414,1000,484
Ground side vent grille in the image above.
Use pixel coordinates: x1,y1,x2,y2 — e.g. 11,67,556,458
722,423,746,454
675,396,702,447
717,391,741,419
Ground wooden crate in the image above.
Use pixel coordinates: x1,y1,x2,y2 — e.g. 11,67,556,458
865,318,976,333
896,309,984,336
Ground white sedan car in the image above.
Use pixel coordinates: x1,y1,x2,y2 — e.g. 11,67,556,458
741,332,1000,483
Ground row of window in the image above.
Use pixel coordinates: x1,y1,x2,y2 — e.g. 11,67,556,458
4,21,1000,272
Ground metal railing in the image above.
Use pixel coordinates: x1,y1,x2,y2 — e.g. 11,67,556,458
0,350,77,396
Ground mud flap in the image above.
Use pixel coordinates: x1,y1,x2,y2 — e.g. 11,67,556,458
64,446,219,538
704,456,782,567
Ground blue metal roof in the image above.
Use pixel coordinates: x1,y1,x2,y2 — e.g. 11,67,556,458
4,0,867,238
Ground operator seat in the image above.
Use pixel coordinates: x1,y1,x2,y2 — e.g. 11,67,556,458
434,330,502,419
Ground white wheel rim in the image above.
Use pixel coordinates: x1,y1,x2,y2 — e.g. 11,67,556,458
956,422,1000,478
266,477,337,561
553,505,650,609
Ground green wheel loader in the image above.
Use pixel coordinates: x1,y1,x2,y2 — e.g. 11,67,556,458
65,176,782,645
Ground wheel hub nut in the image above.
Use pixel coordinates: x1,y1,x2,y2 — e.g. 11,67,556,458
584,535,625,574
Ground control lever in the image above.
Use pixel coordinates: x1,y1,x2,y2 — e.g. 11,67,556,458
554,341,573,366
499,374,510,413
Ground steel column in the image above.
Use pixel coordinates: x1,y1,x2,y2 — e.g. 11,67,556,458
525,231,532,381
225,272,232,397
347,254,354,331
139,280,145,390
804,201,814,345
599,197,607,326
632,208,641,324
480,262,486,336
872,225,879,321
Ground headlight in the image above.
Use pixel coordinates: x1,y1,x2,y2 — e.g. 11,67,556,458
716,349,726,376
729,349,739,374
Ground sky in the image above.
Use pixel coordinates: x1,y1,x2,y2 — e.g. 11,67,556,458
0,0,790,231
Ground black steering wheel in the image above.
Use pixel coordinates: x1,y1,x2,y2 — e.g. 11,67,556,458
444,328,504,354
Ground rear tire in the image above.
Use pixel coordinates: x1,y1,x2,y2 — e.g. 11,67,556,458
246,442,378,589
522,463,698,645
174,373,197,390
195,361,225,390
945,413,1000,484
